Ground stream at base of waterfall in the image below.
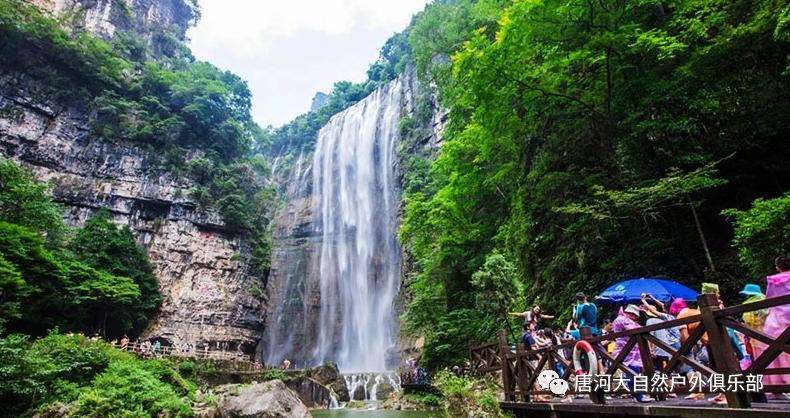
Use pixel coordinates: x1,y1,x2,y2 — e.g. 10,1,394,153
313,410,437,418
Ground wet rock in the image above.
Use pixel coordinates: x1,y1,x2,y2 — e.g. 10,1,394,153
309,363,349,402
285,376,331,409
352,385,367,401
216,380,312,418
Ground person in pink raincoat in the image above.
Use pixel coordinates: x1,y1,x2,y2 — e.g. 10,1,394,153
763,255,790,395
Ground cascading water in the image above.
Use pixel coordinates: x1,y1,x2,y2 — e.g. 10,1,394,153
345,372,402,402
312,79,403,372
261,79,404,374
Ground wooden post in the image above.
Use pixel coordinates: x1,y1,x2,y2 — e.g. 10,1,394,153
499,329,515,401
580,326,606,405
469,339,475,374
515,342,529,402
635,333,663,400
698,294,750,408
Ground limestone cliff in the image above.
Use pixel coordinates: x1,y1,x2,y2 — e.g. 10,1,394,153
0,0,263,352
30,0,198,57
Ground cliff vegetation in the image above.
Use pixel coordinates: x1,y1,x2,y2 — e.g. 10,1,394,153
0,0,276,276
397,0,790,368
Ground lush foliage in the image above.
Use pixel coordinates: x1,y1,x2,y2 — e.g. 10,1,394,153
403,391,442,407
432,370,505,418
0,333,192,418
399,0,790,369
723,194,790,277
0,159,160,337
69,208,162,335
0,0,251,163
0,159,66,242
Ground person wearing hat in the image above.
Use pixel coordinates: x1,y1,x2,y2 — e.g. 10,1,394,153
701,282,725,309
612,304,653,403
740,283,767,354
740,284,767,328
762,255,790,395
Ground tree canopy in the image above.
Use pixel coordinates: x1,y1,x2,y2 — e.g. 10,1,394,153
0,159,161,337
399,0,790,368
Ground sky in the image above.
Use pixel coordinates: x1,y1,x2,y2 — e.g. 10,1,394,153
187,0,430,128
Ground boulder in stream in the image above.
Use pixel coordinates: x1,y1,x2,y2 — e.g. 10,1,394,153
215,380,312,418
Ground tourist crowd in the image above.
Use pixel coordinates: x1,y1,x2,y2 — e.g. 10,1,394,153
511,254,790,404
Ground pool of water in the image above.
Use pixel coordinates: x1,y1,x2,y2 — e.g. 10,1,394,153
312,409,440,418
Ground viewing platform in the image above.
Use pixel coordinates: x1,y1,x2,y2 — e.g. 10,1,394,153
470,293,790,417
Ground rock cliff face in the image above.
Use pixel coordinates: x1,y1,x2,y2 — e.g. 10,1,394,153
30,0,198,54
0,0,263,352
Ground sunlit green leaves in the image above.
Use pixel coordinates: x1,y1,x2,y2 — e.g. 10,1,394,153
401,0,790,369
723,194,790,277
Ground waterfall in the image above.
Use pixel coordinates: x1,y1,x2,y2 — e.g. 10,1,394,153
261,78,403,372
344,372,402,402
312,79,403,372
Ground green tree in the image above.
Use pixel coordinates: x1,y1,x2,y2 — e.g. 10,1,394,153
71,361,192,418
0,332,191,417
0,222,72,335
0,158,65,242
69,208,161,334
471,253,526,339
0,255,24,323
723,194,790,278
68,262,140,338
400,0,790,368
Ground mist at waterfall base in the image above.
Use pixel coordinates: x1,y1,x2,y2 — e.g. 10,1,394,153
263,79,404,373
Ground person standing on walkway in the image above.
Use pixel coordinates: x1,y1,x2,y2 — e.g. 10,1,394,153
509,305,555,327
763,255,790,394
739,283,767,367
574,292,598,335
641,293,680,375
613,304,652,403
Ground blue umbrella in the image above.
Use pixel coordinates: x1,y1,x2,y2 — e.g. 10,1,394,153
594,278,699,304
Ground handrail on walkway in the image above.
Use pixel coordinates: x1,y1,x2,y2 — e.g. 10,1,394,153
111,342,253,363
469,293,790,409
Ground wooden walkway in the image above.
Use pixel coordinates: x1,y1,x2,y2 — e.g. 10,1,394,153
111,342,253,362
502,397,790,418
470,293,790,416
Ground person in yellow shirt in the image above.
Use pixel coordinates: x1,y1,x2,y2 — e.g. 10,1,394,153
740,284,767,358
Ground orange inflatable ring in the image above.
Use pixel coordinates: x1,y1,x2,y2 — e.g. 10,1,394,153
573,340,599,375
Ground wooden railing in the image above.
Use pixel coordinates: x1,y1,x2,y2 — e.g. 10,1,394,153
111,342,252,362
470,293,790,408
468,339,502,374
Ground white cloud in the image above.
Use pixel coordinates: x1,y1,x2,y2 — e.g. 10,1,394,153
188,0,429,127
190,0,427,54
